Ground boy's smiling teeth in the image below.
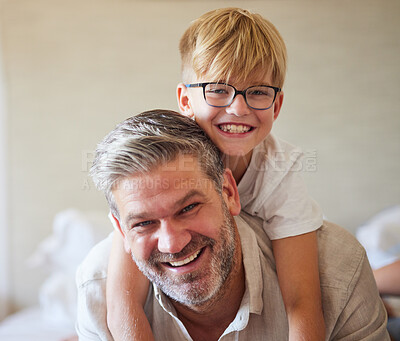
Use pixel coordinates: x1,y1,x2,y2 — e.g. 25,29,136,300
219,124,251,134
168,249,202,267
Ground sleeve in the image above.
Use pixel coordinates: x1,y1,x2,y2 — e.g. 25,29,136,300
75,235,114,341
76,275,110,340
258,167,323,240
330,251,390,341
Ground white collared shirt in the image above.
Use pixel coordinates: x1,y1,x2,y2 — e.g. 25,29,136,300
238,134,323,240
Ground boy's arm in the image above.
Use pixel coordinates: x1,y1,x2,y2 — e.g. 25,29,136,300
107,232,154,341
272,230,325,341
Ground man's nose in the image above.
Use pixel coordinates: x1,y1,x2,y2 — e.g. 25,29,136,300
156,219,191,254
226,93,251,117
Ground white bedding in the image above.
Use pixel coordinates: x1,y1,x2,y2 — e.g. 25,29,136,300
356,205,400,270
0,306,76,341
356,205,400,316
0,209,111,341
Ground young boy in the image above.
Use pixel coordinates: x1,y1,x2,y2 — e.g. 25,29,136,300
106,7,325,341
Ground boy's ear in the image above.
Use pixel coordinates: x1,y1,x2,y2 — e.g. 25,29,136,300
221,169,241,216
177,83,195,118
273,91,284,121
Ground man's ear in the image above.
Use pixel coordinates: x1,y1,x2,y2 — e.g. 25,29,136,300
273,91,284,121
221,169,241,216
110,213,125,237
177,83,195,118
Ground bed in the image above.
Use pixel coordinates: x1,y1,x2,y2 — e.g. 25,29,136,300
356,205,400,318
0,306,77,341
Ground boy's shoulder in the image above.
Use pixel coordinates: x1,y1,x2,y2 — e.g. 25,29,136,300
254,134,303,165
244,134,304,183
238,134,323,234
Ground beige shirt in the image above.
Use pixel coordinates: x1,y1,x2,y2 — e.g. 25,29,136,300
76,214,389,340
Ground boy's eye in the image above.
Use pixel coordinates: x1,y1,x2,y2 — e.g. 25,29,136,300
248,90,266,96
207,88,228,95
247,87,274,97
206,84,230,95
181,203,199,214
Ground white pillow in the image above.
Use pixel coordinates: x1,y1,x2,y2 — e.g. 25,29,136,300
27,209,111,326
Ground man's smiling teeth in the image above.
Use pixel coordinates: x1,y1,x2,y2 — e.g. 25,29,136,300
219,124,251,133
169,249,201,267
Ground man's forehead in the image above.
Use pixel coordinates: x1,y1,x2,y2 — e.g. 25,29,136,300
112,155,217,204
115,172,216,197
158,154,202,172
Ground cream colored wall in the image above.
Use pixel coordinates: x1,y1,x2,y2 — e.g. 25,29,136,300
0,24,10,320
0,0,399,311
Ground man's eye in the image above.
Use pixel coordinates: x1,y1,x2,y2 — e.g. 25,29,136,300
134,220,154,228
181,203,198,214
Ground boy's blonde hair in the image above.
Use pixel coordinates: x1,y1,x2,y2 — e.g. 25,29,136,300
179,7,287,88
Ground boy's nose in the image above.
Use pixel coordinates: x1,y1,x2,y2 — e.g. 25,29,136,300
157,219,191,254
226,93,251,116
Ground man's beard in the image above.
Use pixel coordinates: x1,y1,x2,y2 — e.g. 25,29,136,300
131,200,237,306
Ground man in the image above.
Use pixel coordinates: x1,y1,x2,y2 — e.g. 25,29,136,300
77,109,389,340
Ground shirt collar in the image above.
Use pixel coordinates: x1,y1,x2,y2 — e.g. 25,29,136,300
235,214,264,315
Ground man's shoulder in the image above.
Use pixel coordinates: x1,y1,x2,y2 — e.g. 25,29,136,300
318,220,362,250
317,221,367,289
236,214,367,286
76,232,113,288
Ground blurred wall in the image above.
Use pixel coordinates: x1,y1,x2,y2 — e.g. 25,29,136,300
0,23,10,320
0,0,399,311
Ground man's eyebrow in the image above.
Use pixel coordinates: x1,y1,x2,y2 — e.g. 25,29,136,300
174,189,208,210
124,212,149,227
124,189,208,227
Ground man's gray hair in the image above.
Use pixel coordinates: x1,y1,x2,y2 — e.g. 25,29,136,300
90,109,224,218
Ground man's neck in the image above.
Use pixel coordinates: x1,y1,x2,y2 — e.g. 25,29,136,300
171,233,245,341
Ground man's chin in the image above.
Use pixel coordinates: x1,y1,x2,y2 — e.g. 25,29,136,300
165,278,222,306
143,269,221,307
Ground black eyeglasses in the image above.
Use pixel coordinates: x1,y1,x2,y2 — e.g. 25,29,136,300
185,82,281,110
